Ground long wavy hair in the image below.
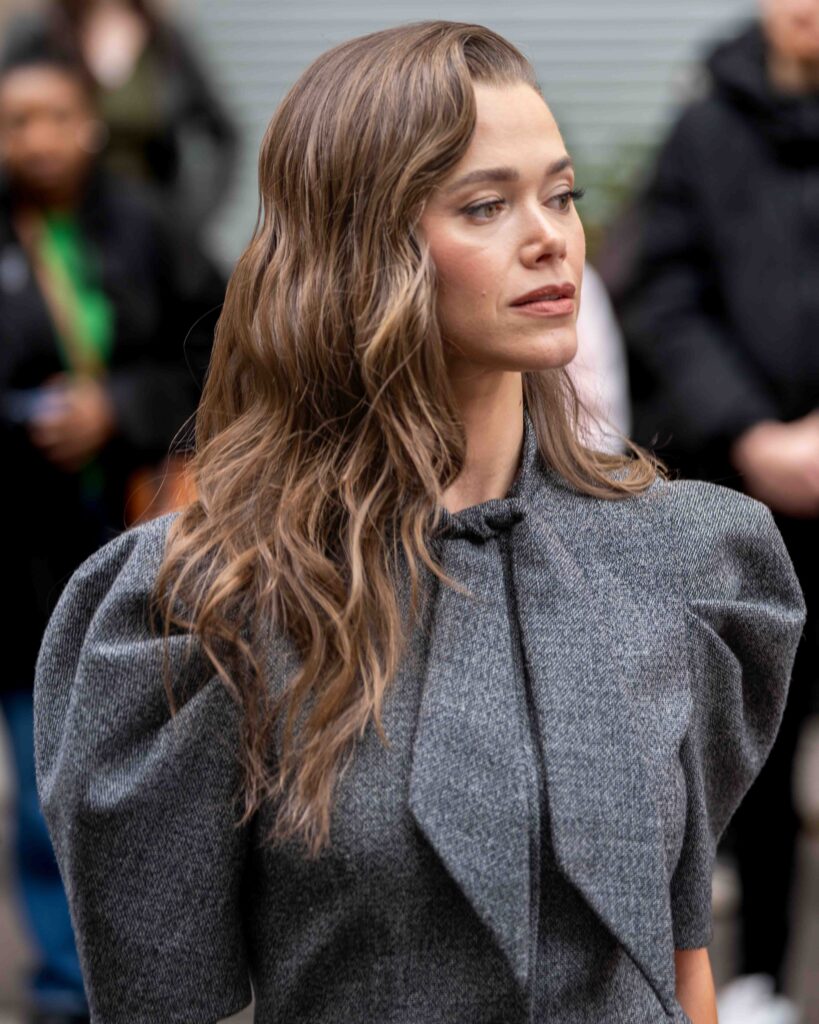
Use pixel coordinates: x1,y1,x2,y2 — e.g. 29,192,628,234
152,20,665,859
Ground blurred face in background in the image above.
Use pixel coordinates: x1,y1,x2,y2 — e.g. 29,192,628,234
419,82,585,381
761,0,819,61
0,65,99,203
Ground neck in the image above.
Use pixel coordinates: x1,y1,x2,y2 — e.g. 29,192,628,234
442,369,525,513
766,47,819,94
12,172,86,212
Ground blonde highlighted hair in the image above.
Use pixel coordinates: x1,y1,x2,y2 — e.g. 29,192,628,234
152,20,664,858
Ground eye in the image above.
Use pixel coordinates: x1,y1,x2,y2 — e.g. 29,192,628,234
463,198,506,221
549,187,586,212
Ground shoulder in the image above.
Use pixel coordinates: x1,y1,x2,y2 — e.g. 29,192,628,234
57,511,180,626
627,473,776,538
536,468,796,603
536,463,768,539
650,474,775,537
644,477,792,599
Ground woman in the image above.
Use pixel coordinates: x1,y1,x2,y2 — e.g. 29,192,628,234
32,22,806,1024
2,0,239,236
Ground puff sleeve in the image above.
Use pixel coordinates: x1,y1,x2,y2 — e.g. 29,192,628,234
33,513,252,1023
667,481,807,949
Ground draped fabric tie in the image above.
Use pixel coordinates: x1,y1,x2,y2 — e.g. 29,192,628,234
436,498,527,543
409,409,680,1015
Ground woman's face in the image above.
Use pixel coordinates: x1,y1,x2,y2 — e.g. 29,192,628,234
0,68,97,200
419,82,585,380
761,0,819,61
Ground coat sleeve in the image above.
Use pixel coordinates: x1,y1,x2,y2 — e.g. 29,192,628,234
666,480,806,948
33,513,252,1024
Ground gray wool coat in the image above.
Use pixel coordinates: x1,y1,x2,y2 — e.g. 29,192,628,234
33,411,806,1024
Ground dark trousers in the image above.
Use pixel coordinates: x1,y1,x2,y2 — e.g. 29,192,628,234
0,689,88,1015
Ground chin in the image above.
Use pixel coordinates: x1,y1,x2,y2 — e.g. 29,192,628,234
447,328,578,373
777,33,819,59
792,44,819,60
519,329,577,370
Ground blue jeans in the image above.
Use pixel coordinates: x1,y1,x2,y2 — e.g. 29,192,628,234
0,689,88,1015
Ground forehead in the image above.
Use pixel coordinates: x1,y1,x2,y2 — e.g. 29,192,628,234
762,0,819,17
0,66,88,111
464,82,564,161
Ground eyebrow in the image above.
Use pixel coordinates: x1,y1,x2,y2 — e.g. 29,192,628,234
444,156,574,193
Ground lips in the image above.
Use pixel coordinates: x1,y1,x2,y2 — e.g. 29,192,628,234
510,282,576,306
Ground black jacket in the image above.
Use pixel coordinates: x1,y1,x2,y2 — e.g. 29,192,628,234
605,19,819,483
1,167,224,691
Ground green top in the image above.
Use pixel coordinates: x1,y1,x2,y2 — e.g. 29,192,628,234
38,210,115,504
39,210,115,367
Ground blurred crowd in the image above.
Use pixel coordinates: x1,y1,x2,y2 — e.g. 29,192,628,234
0,1,816,1023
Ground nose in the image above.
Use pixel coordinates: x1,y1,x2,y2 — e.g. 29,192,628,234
21,120,59,156
791,0,817,21
519,202,568,266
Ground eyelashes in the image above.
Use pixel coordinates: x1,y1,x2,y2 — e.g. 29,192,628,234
464,187,586,220
549,187,586,212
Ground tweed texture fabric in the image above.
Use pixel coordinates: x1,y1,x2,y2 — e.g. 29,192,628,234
33,411,806,1023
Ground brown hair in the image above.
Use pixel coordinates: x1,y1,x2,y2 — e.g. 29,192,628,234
152,20,665,858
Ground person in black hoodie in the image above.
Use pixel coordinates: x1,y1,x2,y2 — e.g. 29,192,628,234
603,0,819,1008
0,43,223,1023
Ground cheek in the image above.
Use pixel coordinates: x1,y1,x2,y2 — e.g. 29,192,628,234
431,234,501,309
569,213,586,266
769,13,819,55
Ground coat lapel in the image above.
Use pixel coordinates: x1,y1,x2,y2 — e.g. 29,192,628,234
407,443,678,1014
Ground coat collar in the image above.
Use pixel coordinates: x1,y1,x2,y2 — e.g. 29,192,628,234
408,410,678,1014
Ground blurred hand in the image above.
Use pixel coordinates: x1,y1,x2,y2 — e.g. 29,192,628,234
729,412,819,517
27,371,119,473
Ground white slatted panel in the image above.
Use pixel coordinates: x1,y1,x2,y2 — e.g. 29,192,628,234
185,0,755,263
